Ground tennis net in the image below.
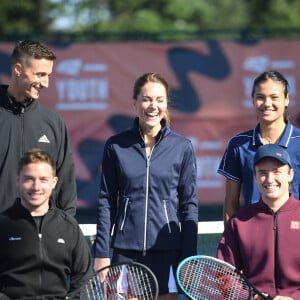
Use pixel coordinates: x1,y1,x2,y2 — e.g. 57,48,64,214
80,221,224,257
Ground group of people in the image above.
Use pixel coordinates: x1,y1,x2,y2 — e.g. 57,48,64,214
0,39,299,300
0,40,91,299
0,39,197,299
217,71,300,299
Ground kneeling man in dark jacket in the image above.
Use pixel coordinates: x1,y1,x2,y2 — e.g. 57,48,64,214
0,148,92,299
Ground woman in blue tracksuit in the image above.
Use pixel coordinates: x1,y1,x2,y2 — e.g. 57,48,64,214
93,72,198,300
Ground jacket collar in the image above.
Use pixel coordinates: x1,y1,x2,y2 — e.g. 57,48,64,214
132,117,170,140
0,85,37,114
258,194,299,213
7,198,55,218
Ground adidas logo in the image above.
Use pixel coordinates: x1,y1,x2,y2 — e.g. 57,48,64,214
38,135,50,143
57,238,65,244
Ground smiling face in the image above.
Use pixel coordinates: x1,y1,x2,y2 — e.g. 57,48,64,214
17,162,58,216
253,78,289,125
13,57,53,102
134,81,168,134
255,158,293,208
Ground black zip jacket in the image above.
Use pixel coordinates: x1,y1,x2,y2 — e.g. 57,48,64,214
0,85,76,215
0,199,93,299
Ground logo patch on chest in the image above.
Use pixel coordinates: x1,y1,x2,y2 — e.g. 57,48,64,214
290,220,300,230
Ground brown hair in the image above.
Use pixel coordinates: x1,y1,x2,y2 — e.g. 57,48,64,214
18,148,56,176
133,72,171,126
11,40,56,67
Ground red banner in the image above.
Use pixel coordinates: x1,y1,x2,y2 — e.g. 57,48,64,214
1,40,299,208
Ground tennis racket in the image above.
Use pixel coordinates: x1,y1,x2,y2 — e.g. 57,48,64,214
80,261,159,300
176,255,271,300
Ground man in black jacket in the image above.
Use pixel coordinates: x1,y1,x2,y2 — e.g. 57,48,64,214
0,148,92,299
0,40,76,215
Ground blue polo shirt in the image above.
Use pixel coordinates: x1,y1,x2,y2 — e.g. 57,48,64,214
218,121,300,206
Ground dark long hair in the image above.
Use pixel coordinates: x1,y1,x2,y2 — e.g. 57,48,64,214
251,70,289,122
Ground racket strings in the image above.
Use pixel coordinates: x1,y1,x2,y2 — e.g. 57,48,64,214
178,258,250,300
80,275,105,299
80,264,157,299
124,264,157,299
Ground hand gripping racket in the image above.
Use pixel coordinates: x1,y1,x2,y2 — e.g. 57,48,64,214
176,255,271,300
80,261,159,299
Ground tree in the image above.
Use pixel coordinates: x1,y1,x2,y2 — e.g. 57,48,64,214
0,0,58,35
1,0,300,41
62,0,300,40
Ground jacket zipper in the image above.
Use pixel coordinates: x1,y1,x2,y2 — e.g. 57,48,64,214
38,232,43,294
36,214,45,297
142,134,163,256
143,157,151,256
120,197,130,231
163,200,172,233
20,108,25,156
273,211,279,295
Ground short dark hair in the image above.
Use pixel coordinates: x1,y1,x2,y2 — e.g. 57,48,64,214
18,148,56,176
11,40,56,66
